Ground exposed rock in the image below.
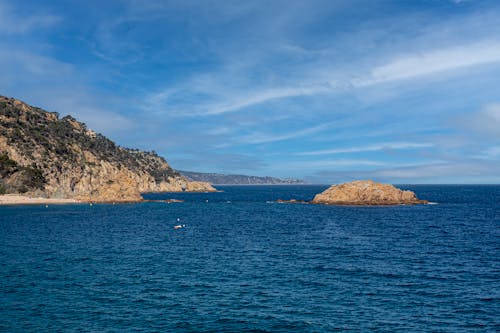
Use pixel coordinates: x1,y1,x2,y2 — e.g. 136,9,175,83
184,181,217,192
165,199,184,203
275,199,306,204
0,95,216,202
312,180,427,205
74,169,143,202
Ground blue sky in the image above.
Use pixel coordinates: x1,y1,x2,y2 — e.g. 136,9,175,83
1,0,499,183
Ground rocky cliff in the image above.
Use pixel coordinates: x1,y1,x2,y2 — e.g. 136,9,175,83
312,180,427,205
0,96,215,201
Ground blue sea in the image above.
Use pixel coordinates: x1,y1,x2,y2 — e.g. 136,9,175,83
1,185,499,332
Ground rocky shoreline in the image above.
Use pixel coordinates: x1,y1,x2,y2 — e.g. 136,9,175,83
0,96,216,202
312,180,428,205
275,180,428,206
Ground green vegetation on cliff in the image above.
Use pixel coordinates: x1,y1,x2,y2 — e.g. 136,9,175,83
0,95,215,200
0,153,45,194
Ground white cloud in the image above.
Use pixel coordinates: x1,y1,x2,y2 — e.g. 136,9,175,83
54,103,136,134
456,103,500,138
0,2,60,34
268,159,388,175
202,85,330,116
0,47,135,136
238,122,334,144
295,142,433,156
292,159,387,168
307,160,500,184
149,40,500,117
367,42,500,84
0,49,74,78
476,146,500,160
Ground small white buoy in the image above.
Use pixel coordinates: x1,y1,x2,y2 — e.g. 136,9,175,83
177,218,180,222
45,205,48,208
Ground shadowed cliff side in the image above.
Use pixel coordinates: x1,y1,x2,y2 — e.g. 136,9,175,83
0,95,215,201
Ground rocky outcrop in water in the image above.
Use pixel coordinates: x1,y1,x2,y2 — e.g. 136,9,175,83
0,95,215,201
312,180,427,205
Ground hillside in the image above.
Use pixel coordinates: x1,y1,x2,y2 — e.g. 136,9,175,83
180,170,304,185
0,96,215,201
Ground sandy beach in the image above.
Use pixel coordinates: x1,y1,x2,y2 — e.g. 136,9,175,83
0,194,80,205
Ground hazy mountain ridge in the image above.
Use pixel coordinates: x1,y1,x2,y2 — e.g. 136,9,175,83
0,95,215,201
180,170,304,185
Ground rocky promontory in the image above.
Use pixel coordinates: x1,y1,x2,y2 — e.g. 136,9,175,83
312,180,427,205
0,95,216,202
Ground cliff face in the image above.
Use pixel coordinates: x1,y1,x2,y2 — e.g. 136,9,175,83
312,180,427,205
0,96,215,201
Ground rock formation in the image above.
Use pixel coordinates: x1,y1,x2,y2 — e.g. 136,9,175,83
312,180,427,205
0,95,216,201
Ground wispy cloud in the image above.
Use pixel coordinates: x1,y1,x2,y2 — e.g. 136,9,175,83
238,122,334,144
307,160,500,184
367,41,500,84
0,1,60,34
455,103,500,138
295,142,434,156
2,0,500,183
283,159,388,169
0,47,136,136
479,146,500,159
202,85,331,116
147,40,500,118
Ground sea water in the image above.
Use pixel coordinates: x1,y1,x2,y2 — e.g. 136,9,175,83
1,185,499,332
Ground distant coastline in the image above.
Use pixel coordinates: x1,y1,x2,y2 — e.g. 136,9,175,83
211,183,312,186
179,170,304,185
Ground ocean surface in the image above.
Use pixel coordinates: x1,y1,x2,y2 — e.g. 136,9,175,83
1,185,499,332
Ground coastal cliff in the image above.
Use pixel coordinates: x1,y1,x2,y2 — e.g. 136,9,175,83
312,180,427,205
0,96,215,201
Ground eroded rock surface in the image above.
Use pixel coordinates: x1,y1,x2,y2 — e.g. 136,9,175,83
0,96,216,202
312,180,427,205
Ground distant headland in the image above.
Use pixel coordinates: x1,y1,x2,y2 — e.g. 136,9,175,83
180,170,304,185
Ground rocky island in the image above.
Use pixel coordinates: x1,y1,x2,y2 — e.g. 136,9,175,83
312,180,428,205
0,96,215,203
